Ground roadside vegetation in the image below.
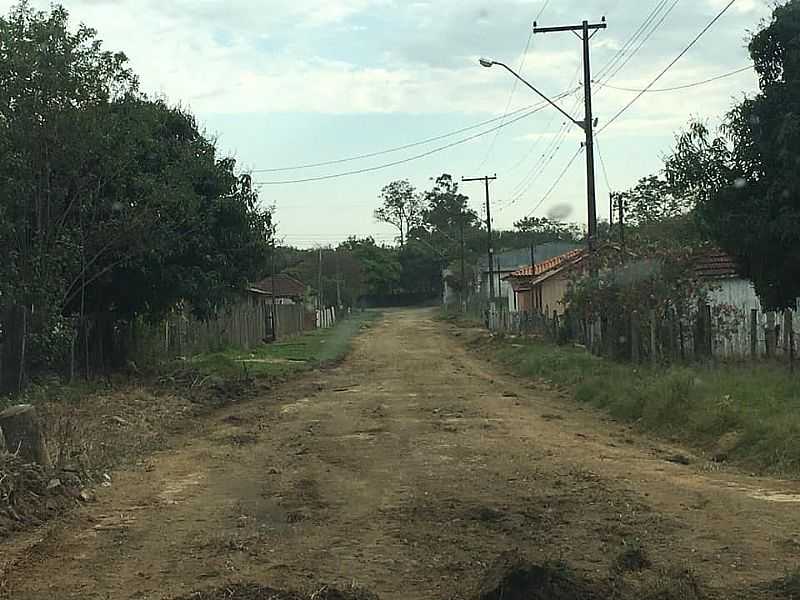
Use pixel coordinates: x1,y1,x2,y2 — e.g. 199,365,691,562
186,311,380,380
464,328,800,475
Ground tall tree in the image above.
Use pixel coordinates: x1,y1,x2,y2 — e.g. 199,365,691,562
374,179,422,247
512,216,581,246
0,2,271,371
666,1,800,310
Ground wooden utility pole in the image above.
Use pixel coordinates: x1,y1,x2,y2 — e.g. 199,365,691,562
529,240,536,313
271,242,277,341
462,175,497,298
317,248,324,310
534,17,606,248
335,249,342,308
459,215,466,308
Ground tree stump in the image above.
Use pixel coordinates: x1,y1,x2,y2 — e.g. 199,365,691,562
0,404,51,467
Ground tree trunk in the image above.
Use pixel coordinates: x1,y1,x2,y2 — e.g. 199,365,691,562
1,305,28,395
0,404,51,467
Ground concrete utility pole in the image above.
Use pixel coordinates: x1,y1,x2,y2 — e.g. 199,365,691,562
533,17,607,249
462,175,497,299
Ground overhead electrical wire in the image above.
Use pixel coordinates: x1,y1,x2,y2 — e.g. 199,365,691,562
524,146,585,218
599,0,739,134
498,86,584,212
594,0,669,82
595,135,613,193
477,29,534,170
254,90,575,186
251,103,537,173
598,0,681,85
476,0,551,170
594,64,753,92
505,63,583,176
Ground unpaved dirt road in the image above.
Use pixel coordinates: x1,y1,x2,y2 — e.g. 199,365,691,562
4,309,800,599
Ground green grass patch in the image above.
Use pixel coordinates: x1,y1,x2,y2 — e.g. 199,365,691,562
187,310,381,380
476,333,800,475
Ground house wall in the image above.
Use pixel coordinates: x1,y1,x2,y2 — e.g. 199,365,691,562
707,278,763,357
479,270,516,311
708,278,761,311
540,274,570,316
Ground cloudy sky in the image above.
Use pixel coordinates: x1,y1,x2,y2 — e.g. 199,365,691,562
2,0,771,246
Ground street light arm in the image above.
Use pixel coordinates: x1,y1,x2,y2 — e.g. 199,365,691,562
490,61,583,130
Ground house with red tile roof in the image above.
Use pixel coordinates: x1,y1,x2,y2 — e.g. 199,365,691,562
504,247,587,316
469,241,581,312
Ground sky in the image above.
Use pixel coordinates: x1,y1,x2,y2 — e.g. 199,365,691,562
2,0,773,247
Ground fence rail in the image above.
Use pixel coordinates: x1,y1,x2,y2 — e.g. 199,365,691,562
479,300,798,364
0,297,341,393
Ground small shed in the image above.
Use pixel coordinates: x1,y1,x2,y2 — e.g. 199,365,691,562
249,274,307,305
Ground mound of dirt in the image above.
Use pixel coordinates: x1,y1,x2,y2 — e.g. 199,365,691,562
476,551,605,600
169,583,378,600
0,452,82,539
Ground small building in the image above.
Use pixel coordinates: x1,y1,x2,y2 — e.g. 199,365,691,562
505,248,586,316
694,248,759,310
248,274,307,305
476,242,581,312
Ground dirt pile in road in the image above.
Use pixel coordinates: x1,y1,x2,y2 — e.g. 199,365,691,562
475,551,606,600
169,584,379,600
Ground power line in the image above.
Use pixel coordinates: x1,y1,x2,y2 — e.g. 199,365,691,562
600,0,739,134
524,146,584,218
594,64,753,92
599,0,680,85
477,0,551,170
505,63,583,176
594,0,669,81
252,104,536,173
254,92,574,186
499,86,584,211
477,29,534,170
595,135,613,193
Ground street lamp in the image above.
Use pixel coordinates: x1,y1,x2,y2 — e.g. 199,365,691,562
478,58,582,129
479,56,599,249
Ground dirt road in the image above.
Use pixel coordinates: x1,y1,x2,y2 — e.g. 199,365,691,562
4,309,800,599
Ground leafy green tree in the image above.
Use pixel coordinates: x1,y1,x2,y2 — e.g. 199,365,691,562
665,1,800,310
339,237,401,296
0,2,271,371
374,180,423,247
612,174,699,250
512,216,581,245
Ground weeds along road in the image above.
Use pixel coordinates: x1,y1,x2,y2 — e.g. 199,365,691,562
4,308,800,599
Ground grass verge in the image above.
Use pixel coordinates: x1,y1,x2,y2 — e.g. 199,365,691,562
186,310,381,380
465,331,800,476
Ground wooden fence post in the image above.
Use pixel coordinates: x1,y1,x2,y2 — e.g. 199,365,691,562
750,309,758,359
631,310,640,363
784,310,792,356
649,309,657,365
766,311,776,358
1,305,27,395
552,310,559,341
